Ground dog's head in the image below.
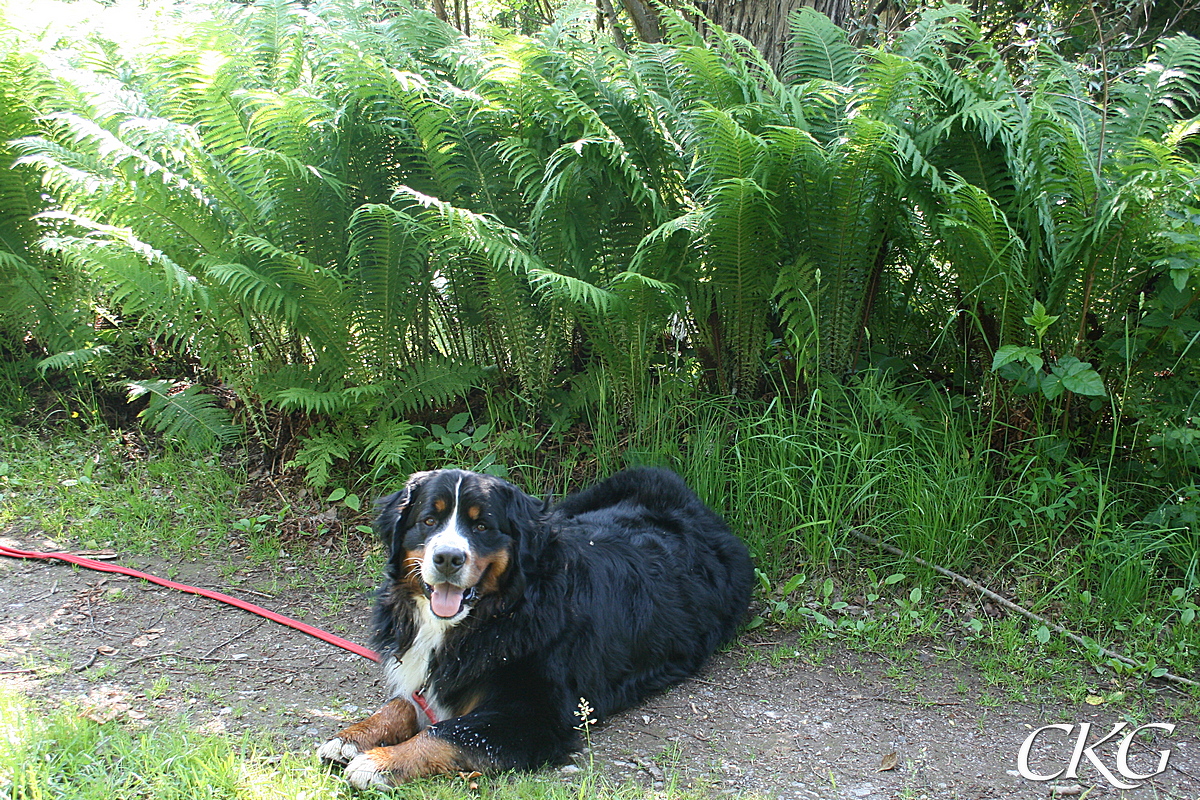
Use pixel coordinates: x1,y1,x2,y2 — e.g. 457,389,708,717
375,469,543,622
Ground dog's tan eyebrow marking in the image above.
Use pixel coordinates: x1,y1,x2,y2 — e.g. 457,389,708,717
433,499,446,513
467,505,481,521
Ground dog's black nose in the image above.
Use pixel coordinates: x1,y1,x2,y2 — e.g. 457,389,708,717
432,547,467,572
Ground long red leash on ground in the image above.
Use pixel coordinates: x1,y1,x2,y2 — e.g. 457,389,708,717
0,543,380,663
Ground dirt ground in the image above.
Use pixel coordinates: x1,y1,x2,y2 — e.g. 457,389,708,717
2,531,1197,800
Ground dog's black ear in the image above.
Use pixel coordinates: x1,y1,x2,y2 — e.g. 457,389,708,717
490,481,544,606
498,481,548,588
374,471,433,553
498,482,545,539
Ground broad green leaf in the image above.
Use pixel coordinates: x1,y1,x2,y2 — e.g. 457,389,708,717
1060,368,1106,397
1040,372,1065,400
1172,267,1190,292
1052,357,1106,396
992,344,1043,373
781,573,806,595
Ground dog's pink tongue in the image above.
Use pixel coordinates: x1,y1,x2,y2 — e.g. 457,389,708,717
430,584,465,618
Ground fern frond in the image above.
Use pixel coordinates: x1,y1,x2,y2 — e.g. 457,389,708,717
396,186,540,276
527,267,619,313
783,8,859,86
892,4,972,61
36,347,111,374
127,380,240,450
346,203,434,368
286,425,354,488
1109,34,1200,148
362,417,418,475
382,359,488,416
772,251,819,358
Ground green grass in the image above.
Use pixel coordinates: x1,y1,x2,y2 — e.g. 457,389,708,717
0,690,712,800
0,688,348,800
0,424,240,554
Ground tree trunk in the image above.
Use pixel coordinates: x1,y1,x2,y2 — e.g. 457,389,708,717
613,0,848,73
618,0,663,42
599,0,631,49
694,0,849,73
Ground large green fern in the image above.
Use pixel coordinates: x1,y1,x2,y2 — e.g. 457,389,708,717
127,380,240,450
6,0,1199,474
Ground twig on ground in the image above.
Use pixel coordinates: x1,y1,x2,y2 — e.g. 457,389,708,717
73,649,100,672
114,650,301,674
687,677,762,697
868,695,962,706
202,621,264,658
26,580,59,603
849,529,1200,689
265,476,289,507
139,608,168,632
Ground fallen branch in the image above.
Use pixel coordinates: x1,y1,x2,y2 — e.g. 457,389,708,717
849,529,1199,690
869,696,962,707
202,621,264,658
73,649,100,672
114,650,298,674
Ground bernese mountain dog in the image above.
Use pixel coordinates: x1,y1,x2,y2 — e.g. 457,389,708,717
318,466,754,788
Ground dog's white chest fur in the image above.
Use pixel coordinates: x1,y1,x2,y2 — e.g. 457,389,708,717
383,597,454,727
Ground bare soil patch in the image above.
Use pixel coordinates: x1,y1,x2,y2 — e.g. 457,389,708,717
2,532,1196,799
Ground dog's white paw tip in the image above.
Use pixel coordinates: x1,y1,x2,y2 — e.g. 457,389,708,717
317,737,360,765
345,753,391,790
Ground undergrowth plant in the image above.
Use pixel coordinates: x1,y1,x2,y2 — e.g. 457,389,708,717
3,1,1196,454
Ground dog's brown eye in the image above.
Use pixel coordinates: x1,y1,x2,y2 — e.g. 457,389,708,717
474,523,487,532
423,517,436,526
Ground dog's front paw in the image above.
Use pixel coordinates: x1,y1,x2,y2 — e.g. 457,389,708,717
317,736,362,765
345,751,394,790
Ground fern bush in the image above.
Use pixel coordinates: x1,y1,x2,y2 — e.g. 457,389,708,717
2,0,1198,487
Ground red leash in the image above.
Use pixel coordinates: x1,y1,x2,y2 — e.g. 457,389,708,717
0,543,380,663
411,690,439,724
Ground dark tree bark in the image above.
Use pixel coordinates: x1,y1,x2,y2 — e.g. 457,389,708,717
694,0,849,72
599,0,631,50
618,0,663,42
613,0,848,73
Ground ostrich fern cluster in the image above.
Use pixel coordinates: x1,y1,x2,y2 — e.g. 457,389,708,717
1,0,1198,481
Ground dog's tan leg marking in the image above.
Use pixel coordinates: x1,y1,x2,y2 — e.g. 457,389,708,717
344,731,477,788
316,698,418,764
